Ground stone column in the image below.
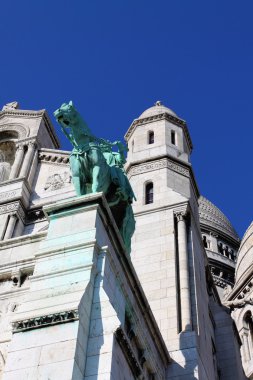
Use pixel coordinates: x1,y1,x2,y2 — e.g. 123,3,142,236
9,144,25,180
176,211,192,331
19,141,36,178
4,213,17,240
242,333,251,362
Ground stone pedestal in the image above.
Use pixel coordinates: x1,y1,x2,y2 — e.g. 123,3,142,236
2,193,168,380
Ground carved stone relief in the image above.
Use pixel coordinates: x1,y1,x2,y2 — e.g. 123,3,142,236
44,171,71,191
12,309,79,332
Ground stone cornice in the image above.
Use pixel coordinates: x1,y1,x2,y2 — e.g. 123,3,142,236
124,112,193,153
0,231,47,250
12,309,79,333
127,156,190,178
0,109,45,120
39,148,70,165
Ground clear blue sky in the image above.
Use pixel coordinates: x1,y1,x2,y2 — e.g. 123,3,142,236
1,0,252,237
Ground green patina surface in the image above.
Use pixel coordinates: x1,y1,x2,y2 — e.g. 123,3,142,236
54,101,136,254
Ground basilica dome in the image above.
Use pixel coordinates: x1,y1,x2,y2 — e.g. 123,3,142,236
139,101,178,119
235,222,253,283
199,196,239,242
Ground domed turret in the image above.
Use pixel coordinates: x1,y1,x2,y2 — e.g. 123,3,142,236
235,222,253,284
125,101,193,169
138,100,178,118
199,196,240,297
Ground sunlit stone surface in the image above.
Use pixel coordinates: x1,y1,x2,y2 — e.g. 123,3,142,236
0,101,249,379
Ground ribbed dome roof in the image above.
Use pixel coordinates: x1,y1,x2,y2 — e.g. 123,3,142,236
235,222,253,282
199,196,239,241
139,101,177,119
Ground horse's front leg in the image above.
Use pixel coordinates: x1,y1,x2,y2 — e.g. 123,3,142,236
70,155,87,196
89,149,108,193
92,165,102,193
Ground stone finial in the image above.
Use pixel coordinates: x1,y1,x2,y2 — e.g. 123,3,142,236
2,101,19,111
155,100,162,106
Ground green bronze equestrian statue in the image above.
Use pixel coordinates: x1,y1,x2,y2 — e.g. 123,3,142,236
54,101,136,254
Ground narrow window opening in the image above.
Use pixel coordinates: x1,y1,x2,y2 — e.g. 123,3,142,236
145,182,153,204
148,131,154,144
171,130,176,145
203,235,208,248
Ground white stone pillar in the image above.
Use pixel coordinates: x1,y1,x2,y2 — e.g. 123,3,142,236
9,144,25,180
4,213,18,240
176,211,192,331
19,141,36,178
242,333,251,362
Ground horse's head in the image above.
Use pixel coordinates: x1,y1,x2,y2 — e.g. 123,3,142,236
54,101,77,128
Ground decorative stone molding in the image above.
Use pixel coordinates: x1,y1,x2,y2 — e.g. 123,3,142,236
0,123,29,139
39,152,69,165
0,202,25,222
115,327,143,377
0,191,18,203
12,309,79,333
212,274,234,289
128,157,190,178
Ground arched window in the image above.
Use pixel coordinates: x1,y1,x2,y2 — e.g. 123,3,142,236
148,131,154,144
145,182,153,204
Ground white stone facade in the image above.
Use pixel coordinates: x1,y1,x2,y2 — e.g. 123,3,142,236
0,101,250,379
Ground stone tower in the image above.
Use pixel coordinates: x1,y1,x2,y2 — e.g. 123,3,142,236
125,101,246,379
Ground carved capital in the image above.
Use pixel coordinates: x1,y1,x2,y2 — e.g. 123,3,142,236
9,212,17,217
174,207,188,222
175,212,185,222
27,140,37,150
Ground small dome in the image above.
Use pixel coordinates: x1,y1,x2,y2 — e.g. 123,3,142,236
199,196,239,242
139,101,178,119
235,222,253,283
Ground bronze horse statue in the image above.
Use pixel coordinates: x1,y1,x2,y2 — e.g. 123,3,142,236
54,101,136,254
